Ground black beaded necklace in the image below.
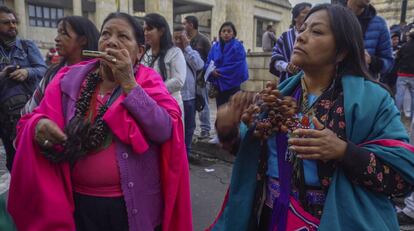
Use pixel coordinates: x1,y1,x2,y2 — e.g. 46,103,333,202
42,69,120,164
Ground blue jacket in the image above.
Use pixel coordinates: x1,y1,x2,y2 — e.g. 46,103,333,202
205,38,249,92
0,38,47,101
358,5,393,75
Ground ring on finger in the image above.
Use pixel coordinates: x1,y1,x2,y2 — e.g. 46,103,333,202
43,139,50,146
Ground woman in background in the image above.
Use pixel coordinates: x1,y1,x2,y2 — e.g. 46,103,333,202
22,16,99,114
141,13,186,112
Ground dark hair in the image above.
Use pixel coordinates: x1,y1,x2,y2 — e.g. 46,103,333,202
219,21,237,38
101,12,145,46
304,4,372,81
0,6,18,22
266,25,273,30
184,15,199,30
174,25,185,32
143,13,174,81
391,32,400,39
218,22,237,49
58,16,99,61
291,2,312,28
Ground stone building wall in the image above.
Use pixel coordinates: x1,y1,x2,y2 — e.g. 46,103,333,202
242,52,275,92
254,0,291,40
371,0,414,26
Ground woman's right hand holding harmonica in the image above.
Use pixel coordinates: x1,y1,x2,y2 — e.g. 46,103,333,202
98,48,138,94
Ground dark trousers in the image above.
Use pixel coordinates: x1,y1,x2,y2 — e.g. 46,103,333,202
0,109,22,172
0,131,16,172
74,193,161,231
258,205,272,231
216,87,240,108
183,99,196,155
74,193,129,231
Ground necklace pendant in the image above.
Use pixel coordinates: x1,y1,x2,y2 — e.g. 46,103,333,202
301,115,310,129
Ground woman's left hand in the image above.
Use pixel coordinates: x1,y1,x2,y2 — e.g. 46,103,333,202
100,48,138,93
288,117,348,161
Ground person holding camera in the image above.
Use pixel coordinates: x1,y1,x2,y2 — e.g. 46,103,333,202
0,6,46,172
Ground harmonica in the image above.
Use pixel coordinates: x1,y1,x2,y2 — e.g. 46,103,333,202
82,50,106,57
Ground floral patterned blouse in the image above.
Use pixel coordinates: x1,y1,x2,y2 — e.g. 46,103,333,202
314,81,411,197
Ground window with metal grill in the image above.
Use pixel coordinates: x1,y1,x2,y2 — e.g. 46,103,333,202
28,4,63,28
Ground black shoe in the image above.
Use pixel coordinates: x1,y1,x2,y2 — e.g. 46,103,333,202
398,211,414,226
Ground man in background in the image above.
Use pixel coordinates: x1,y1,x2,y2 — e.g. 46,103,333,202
0,6,46,171
381,31,401,91
183,15,212,139
347,0,393,79
174,25,204,156
262,25,276,52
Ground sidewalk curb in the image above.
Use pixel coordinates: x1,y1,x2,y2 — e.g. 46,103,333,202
191,138,235,163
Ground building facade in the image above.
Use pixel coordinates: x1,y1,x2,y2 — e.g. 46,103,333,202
371,0,413,26
2,0,292,55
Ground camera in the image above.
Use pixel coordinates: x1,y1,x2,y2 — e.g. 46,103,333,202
4,65,20,74
0,65,20,79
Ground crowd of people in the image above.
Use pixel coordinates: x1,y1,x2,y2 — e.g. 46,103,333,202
0,0,414,230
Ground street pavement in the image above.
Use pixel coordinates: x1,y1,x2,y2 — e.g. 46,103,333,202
190,159,231,231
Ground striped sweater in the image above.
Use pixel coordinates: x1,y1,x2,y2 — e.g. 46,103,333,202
269,28,297,83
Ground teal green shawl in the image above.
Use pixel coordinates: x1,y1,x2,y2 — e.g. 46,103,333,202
209,74,414,231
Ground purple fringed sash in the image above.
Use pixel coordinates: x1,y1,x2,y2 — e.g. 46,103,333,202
269,86,302,231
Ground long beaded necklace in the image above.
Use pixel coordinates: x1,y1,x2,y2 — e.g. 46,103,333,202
70,69,111,151
42,69,120,164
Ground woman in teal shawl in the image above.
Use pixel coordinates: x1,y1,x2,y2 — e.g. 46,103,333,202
208,4,414,231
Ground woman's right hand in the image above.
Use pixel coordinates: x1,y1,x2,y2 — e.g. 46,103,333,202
216,91,256,152
212,69,221,78
35,119,67,148
216,91,256,137
99,48,138,94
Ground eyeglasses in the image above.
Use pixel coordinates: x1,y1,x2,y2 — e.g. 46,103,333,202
0,19,18,26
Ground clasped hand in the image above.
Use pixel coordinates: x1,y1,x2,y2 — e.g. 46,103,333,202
288,117,347,161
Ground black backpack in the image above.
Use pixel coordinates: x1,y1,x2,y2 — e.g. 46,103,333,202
186,62,206,112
